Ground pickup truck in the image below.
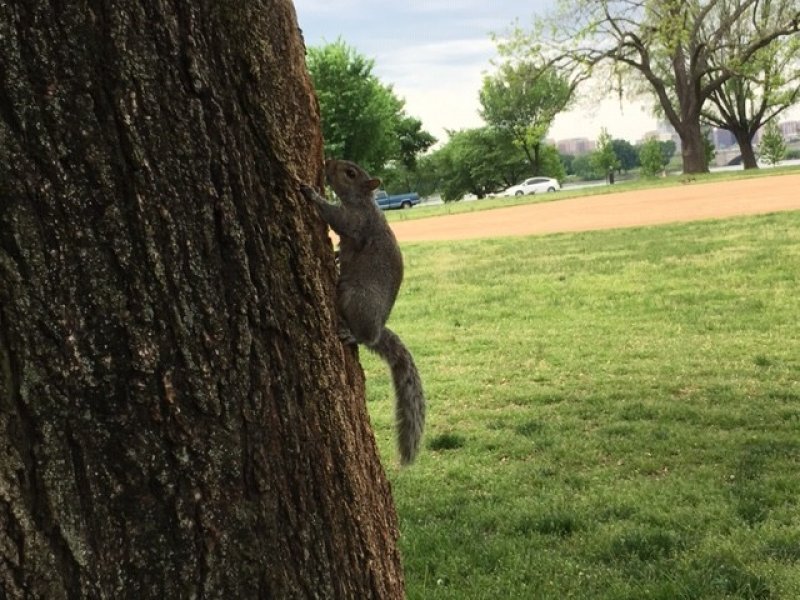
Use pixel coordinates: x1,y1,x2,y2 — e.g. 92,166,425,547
374,190,421,210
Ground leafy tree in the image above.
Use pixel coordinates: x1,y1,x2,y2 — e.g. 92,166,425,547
433,127,530,201
591,128,620,182
380,155,441,197
572,154,607,180
480,61,572,175
660,140,677,166
510,0,800,174
702,9,800,169
539,144,567,182
434,128,501,201
638,138,678,176
307,40,434,173
611,139,639,172
396,116,437,170
758,121,788,165
639,138,667,176
560,153,576,175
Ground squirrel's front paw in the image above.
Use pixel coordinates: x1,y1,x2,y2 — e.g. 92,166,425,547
300,184,318,202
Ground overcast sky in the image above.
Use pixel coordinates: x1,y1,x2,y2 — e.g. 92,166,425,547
293,0,660,145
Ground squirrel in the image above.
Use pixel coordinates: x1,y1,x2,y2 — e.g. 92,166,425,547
301,159,425,464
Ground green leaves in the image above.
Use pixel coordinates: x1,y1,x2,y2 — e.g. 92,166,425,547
758,121,788,165
591,128,621,177
306,39,434,174
479,61,572,174
638,137,667,177
434,127,525,201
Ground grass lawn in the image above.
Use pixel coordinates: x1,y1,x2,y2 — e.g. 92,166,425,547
383,164,800,224
361,210,800,599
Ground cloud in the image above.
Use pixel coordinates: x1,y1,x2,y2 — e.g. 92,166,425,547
295,0,363,14
373,38,496,86
295,0,662,144
367,38,497,140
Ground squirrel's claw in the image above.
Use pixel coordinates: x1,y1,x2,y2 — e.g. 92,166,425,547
338,327,357,346
300,183,316,201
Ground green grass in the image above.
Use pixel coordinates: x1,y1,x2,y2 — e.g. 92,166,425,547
383,165,800,224
361,210,800,599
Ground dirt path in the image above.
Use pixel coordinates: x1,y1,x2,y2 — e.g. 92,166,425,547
389,174,800,242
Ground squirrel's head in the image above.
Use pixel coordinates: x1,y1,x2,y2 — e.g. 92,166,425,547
325,159,381,203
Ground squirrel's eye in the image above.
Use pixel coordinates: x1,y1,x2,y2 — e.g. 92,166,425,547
345,168,356,179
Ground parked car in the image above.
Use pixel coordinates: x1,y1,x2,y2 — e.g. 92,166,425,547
374,190,421,210
500,177,561,197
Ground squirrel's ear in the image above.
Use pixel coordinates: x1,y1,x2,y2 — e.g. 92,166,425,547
367,178,381,191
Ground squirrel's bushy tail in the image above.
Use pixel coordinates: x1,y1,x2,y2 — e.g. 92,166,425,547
367,327,425,465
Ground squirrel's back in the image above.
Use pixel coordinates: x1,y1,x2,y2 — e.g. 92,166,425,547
301,159,425,464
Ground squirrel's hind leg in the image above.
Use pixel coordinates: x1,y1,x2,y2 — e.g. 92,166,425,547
337,327,357,346
337,288,383,347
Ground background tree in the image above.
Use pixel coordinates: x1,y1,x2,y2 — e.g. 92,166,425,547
572,154,608,180
307,39,433,173
0,2,404,597
514,0,800,174
560,153,576,176
639,138,668,176
611,139,640,172
638,138,677,176
538,144,568,182
591,128,621,182
702,2,800,169
758,120,788,165
659,139,678,167
380,155,441,197
395,117,437,170
433,127,528,201
480,61,572,175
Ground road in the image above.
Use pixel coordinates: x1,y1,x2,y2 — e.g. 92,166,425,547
389,174,800,242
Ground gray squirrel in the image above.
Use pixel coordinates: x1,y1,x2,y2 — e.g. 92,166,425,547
301,159,425,464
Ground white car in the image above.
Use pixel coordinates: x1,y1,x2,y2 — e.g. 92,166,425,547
501,177,561,197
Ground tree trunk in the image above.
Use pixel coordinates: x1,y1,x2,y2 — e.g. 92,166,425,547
677,119,710,174
520,142,536,175
0,2,404,598
732,129,759,169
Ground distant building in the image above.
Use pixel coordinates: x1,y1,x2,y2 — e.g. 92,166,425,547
710,128,736,149
640,130,660,142
779,120,800,140
556,137,596,156
657,120,676,138
640,121,681,149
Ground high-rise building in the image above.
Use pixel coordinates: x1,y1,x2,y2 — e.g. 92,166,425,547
556,137,596,156
710,128,736,149
779,120,800,140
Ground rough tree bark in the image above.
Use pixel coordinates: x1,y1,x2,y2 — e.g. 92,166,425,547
732,128,759,170
0,1,404,598
674,119,709,176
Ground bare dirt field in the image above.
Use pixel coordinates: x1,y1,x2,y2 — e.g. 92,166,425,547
389,173,800,242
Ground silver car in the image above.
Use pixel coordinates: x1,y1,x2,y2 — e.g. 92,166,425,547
501,177,561,196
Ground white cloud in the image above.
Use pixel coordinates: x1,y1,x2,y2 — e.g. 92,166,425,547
551,99,658,143
295,0,661,145
373,38,496,86
295,0,363,14
367,38,496,141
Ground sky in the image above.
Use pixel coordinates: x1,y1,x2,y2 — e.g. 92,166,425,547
293,0,661,145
